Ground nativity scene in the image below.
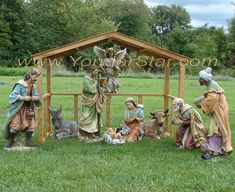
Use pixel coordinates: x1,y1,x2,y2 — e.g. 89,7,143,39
1,31,232,160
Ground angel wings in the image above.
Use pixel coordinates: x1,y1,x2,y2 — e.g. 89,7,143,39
93,46,126,93
93,46,127,61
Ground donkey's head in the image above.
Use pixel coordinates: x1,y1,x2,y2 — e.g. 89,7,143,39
150,109,169,133
48,105,63,130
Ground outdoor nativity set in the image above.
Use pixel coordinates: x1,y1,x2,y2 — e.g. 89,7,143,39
1,32,232,160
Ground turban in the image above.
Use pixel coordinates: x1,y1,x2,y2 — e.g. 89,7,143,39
199,67,212,82
172,98,185,106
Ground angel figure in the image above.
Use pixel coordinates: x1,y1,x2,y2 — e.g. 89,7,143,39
94,46,127,93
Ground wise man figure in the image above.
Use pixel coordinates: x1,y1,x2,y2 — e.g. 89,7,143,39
172,98,206,149
94,46,126,93
196,67,233,160
2,68,41,148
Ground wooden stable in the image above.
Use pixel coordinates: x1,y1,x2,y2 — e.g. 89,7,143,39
33,31,189,143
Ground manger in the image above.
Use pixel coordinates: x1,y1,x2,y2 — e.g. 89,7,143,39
32,31,189,143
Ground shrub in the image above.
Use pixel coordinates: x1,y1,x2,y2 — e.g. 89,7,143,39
0,67,31,76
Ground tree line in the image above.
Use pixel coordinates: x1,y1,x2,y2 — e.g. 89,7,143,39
0,0,235,76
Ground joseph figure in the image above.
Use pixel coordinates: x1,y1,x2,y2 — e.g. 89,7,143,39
77,67,104,140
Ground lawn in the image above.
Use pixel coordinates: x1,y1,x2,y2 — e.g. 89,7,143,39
0,76,235,192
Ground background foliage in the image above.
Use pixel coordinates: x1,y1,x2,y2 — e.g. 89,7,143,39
1,0,235,75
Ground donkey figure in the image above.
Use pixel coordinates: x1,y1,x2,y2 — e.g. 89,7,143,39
48,106,78,139
142,109,169,139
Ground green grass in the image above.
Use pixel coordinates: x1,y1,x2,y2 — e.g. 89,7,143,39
0,76,235,192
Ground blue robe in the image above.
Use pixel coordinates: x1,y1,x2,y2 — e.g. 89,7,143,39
1,79,41,138
121,107,145,135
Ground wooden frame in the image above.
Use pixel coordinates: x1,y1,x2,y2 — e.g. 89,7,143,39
33,31,189,143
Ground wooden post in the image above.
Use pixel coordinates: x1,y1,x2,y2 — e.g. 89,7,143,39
46,62,52,134
106,95,111,128
170,100,175,136
43,97,47,138
74,95,78,121
164,59,170,133
37,60,43,144
138,96,143,104
178,63,185,99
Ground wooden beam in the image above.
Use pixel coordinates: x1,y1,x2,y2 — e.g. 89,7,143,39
137,48,146,53
107,37,114,43
48,40,108,59
37,61,44,144
33,31,190,63
112,40,164,59
105,93,164,97
112,39,168,59
138,51,167,59
138,96,143,104
46,62,51,94
111,40,140,52
178,63,185,98
163,59,170,133
46,63,52,134
106,95,111,128
51,92,164,97
42,93,51,98
74,95,78,121
170,101,175,136
33,32,114,60
43,97,47,138
113,33,189,61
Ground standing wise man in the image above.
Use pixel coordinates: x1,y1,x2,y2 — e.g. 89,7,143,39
94,46,126,93
196,67,233,160
2,68,41,148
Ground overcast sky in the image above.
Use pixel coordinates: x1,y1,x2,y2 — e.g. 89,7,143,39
145,0,234,28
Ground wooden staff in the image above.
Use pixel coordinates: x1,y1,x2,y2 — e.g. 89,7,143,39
97,71,102,137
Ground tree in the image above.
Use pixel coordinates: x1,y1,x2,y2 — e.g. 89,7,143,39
27,0,117,51
228,17,235,67
100,0,155,43
165,25,194,56
0,18,12,64
190,25,229,70
151,4,191,48
0,0,29,66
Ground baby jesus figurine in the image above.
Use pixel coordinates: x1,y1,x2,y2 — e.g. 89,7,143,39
103,128,125,145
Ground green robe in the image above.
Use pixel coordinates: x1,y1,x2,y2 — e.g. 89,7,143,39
78,74,103,133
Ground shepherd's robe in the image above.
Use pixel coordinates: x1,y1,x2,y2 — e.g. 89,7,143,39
1,79,41,138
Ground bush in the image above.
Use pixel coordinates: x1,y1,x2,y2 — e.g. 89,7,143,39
0,67,31,76
222,67,235,77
